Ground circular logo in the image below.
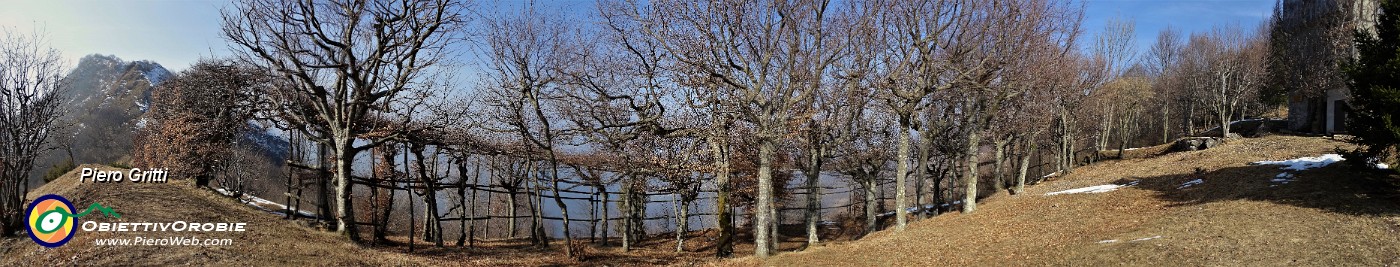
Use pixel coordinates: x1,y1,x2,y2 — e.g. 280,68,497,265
27,194,76,248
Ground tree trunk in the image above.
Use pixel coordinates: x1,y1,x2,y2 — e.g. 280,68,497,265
409,174,416,253
675,194,690,253
1186,100,1197,136
457,159,468,247
804,146,822,246
934,159,947,214
467,157,482,247
318,142,331,226
507,188,518,239
754,138,776,258
993,137,1009,192
543,154,574,257
285,133,297,220
527,161,547,247
332,135,359,241
711,138,734,258
1161,105,1171,144
894,122,911,231
915,128,934,217
1220,111,1231,138
590,186,598,244
598,183,609,246
411,146,443,247
862,176,877,234
962,130,981,213
1014,135,1035,195
457,161,468,247
620,177,634,252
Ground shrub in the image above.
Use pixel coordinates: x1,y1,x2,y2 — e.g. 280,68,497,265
42,160,77,183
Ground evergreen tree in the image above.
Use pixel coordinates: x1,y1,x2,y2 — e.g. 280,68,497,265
1345,0,1400,160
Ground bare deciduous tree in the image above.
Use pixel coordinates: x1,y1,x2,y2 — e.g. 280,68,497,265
222,0,467,241
0,29,65,237
623,0,843,257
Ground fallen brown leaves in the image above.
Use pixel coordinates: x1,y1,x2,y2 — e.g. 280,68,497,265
749,135,1400,266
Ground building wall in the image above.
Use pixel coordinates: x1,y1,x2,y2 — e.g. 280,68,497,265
1280,0,1377,134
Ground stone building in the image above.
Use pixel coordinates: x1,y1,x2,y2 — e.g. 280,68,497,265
1279,0,1378,134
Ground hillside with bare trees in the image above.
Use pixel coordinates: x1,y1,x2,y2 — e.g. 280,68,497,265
3,0,1400,266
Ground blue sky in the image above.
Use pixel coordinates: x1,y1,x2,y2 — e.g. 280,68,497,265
0,0,1275,72
1081,0,1274,59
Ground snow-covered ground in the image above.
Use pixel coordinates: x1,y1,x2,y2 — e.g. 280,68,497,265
1131,235,1162,242
1252,154,1345,171
1177,179,1204,189
1253,154,1345,185
1271,173,1296,184
1098,235,1162,244
215,188,318,218
1044,180,1140,196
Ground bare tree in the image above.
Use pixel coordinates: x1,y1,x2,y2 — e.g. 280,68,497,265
479,5,599,256
1090,17,1138,160
1146,27,1183,144
0,29,65,237
947,0,1083,213
829,108,891,235
1182,25,1263,138
871,0,977,227
623,0,843,257
222,0,467,241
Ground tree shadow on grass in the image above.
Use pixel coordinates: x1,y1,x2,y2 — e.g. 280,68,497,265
1129,163,1400,216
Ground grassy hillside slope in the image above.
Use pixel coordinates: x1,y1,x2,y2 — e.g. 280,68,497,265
0,164,436,266
749,135,1400,266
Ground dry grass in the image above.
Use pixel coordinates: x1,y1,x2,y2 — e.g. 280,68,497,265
8,135,1398,266
745,135,1400,266
0,164,725,266
2,164,435,266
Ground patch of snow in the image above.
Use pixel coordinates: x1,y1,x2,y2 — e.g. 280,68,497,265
1044,180,1139,196
138,62,172,85
1254,154,1347,186
135,99,148,112
1101,236,1162,244
215,188,318,218
1252,154,1345,171
1041,172,1060,179
1177,179,1203,189
1366,157,1390,170
134,117,148,129
904,204,940,213
1131,235,1162,242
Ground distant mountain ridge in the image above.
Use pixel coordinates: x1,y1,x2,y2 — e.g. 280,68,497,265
51,54,169,167
32,55,287,183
